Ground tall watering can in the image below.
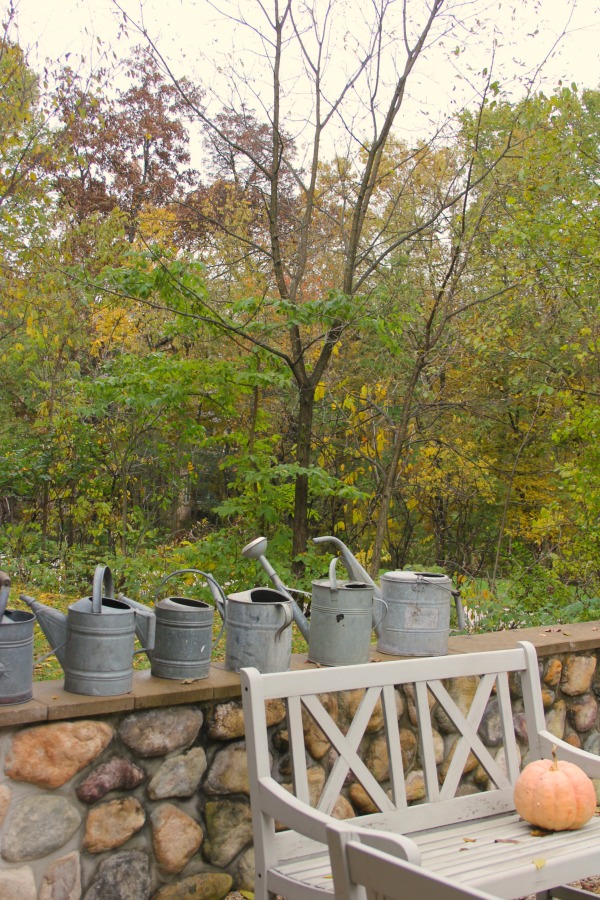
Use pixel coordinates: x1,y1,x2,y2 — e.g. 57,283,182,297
308,557,384,666
21,565,155,696
119,569,225,681
241,535,384,644
0,571,36,705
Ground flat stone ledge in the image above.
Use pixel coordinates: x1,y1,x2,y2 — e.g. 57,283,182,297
2,621,599,728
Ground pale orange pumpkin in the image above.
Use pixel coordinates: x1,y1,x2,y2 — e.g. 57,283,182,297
514,747,597,831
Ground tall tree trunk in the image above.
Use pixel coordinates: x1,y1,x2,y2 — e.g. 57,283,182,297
291,383,315,574
370,361,425,575
121,467,128,556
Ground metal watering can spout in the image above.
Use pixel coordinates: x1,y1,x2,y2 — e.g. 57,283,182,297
313,536,387,637
313,536,381,597
116,594,156,659
20,595,68,668
241,537,310,642
200,571,227,622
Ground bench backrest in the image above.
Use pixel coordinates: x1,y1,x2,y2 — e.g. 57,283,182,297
241,641,546,859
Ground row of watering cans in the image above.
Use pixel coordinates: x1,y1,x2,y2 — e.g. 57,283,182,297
239,535,465,669
0,535,465,705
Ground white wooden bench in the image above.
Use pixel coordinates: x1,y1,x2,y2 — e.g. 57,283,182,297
240,641,600,900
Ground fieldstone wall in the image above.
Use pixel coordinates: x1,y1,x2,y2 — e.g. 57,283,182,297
0,644,599,899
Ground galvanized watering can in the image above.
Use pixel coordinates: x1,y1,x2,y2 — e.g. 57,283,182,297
222,586,294,674
0,571,36,705
118,569,225,681
377,570,461,657
307,556,384,666
21,565,155,696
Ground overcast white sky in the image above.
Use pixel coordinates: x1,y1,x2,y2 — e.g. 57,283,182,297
9,0,600,154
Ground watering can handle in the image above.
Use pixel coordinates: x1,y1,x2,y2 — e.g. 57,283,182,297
92,566,114,614
155,569,226,617
328,557,339,591
275,602,294,641
155,568,226,650
452,589,466,631
373,596,388,633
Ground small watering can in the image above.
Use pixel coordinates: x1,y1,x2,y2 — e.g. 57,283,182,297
222,587,293,673
118,569,225,681
0,571,36,705
21,566,155,696
308,557,384,666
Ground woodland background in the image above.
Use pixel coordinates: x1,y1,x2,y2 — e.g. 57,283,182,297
1,0,599,631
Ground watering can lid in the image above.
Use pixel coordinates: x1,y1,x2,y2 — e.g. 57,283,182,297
382,570,451,584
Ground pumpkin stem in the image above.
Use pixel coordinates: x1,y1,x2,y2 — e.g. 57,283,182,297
551,744,559,771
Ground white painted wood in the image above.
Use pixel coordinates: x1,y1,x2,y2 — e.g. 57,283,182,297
495,670,521,784
301,691,395,814
381,684,407,808
415,679,440,800
239,640,600,900
327,821,501,900
317,687,388,815
288,695,310,804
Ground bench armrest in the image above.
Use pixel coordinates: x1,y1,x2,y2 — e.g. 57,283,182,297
257,776,337,843
258,776,420,863
537,730,600,778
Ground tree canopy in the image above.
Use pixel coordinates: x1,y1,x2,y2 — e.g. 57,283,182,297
1,0,599,626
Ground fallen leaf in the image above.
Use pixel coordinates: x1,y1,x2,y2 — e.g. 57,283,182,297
181,678,197,684
562,630,572,636
462,837,477,843
532,859,546,870
530,828,551,837
494,838,520,844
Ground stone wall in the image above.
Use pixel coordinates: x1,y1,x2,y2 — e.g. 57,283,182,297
1,624,600,900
